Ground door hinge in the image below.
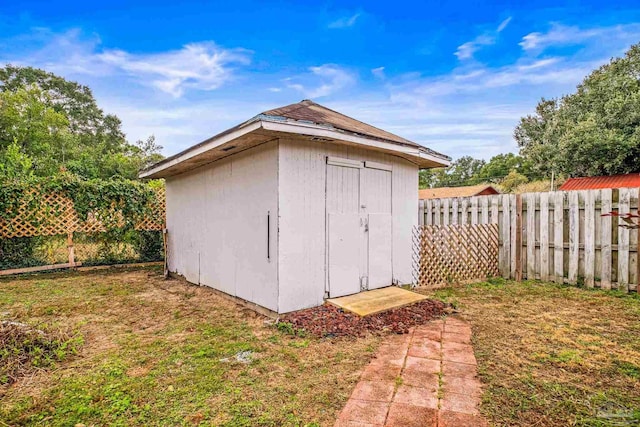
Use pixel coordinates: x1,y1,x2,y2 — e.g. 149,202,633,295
360,276,369,291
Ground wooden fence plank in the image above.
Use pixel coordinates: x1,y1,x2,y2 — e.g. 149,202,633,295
510,194,518,280
418,199,425,226
515,194,523,281
584,190,596,287
501,194,511,278
451,198,459,224
490,196,499,224
632,188,639,290
600,189,612,289
471,197,479,224
0,262,85,276
539,192,549,281
526,193,536,279
433,199,441,226
442,198,450,225
553,191,564,283
481,197,489,224
460,198,469,225
618,188,630,292
568,191,580,284
425,199,433,225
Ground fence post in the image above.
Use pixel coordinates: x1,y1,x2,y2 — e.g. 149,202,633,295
515,194,523,281
67,232,75,266
636,188,640,293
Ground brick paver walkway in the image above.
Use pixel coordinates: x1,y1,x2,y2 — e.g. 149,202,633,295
334,317,487,427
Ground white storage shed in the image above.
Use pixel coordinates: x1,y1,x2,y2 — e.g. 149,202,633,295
141,100,449,314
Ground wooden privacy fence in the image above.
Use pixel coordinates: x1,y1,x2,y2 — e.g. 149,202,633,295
0,188,165,274
412,224,500,287
418,188,640,292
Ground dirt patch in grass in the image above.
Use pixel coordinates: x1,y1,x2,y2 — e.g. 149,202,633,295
0,267,379,426
280,300,448,337
419,278,640,427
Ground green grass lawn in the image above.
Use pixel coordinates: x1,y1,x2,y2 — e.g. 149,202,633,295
0,268,378,426
3,268,640,426
419,279,640,427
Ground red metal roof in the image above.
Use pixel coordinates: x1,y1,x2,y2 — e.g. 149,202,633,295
559,173,640,191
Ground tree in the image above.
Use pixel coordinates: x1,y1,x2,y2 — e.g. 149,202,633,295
0,65,113,135
0,85,73,176
0,142,34,181
515,43,640,178
476,153,533,183
499,170,529,193
419,156,485,188
0,66,163,180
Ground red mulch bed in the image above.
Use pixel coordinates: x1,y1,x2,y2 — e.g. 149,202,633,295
279,299,449,338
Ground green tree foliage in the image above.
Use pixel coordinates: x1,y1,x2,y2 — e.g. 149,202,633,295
476,153,534,183
499,170,529,193
0,65,163,180
419,153,535,190
515,43,640,178
0,85,73,177
419,156,486,189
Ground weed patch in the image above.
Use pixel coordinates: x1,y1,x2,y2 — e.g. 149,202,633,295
0,321,82,385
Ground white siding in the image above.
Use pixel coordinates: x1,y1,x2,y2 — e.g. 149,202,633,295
165,141,279,312
277,137,418,313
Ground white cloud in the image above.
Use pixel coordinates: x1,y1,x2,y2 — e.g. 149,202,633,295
520,22,640,52
454,17,511,60
455,35,495,60
286,64,355,98
0,28,252,98
497,16,512,33
98,43,251,97
371,66,386,79
328,12,361,29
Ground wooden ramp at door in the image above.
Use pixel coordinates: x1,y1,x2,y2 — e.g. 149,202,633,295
327,287,427,317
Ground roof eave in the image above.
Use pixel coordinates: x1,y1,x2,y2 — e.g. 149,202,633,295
259,119,450,168
140,118,450,179
139,120,263,179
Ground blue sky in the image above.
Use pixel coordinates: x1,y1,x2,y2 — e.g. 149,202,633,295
2,1,640,160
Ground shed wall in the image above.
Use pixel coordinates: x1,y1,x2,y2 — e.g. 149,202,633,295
165,141,279,312
277,137,418,313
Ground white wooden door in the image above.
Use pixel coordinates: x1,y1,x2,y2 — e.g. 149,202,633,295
328,214,360,297
361,166,393,290
326,162,361,297
368,213,392,288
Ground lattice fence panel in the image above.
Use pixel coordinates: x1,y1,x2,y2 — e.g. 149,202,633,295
0,188,165,238
412,224,500,287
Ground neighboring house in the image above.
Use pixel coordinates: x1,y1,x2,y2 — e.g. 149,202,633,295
141,100,450,314
559,173,640,191
418,184,500,200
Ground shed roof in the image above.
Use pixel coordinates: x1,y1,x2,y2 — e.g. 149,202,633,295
140,100,450,179
559,173,640,191
418,184,500,199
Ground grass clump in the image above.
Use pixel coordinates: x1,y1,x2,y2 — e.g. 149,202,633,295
0,321,82,385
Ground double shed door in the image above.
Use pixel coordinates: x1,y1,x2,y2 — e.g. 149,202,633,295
326,157,392,298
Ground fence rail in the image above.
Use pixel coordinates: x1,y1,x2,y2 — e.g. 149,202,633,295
418,188,640,292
